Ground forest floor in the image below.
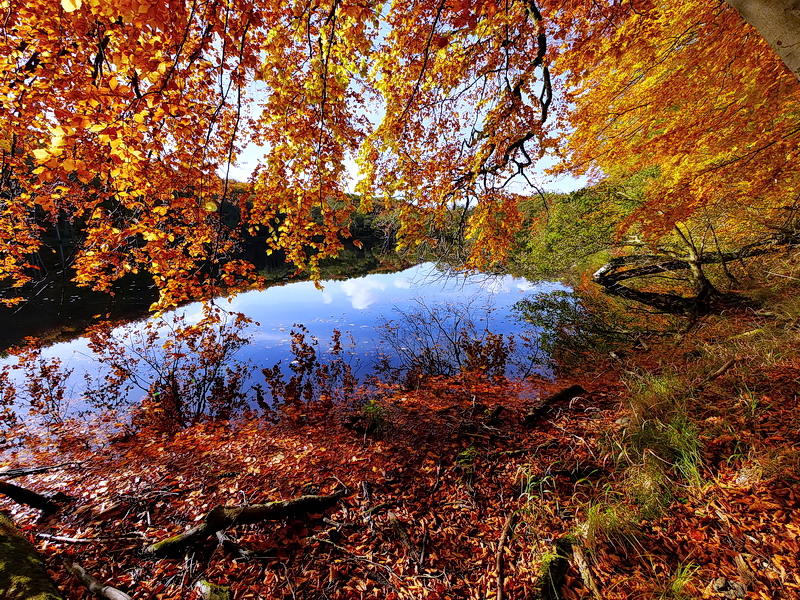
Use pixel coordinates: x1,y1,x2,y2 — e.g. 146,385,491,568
1,297,799,599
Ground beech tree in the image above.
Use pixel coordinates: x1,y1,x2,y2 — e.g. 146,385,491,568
0,0,797,309
723,0,800,80
546,1,800,312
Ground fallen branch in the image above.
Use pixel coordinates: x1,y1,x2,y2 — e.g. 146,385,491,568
0,481,61,514
570,543,601,599
215,531,260,562
194,580,232,600
66,562,132,600
489,440,558,459
387,511,418,563
364,501,394,516
700,358,737,386
145,489,345,557
0,461,83,480
36,533,144,544
311,535,400,583
496,512,516,600
486,405,505,425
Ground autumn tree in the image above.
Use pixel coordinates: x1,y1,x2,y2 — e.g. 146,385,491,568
723,0,800,80
538,0,800,313
0,0,797,312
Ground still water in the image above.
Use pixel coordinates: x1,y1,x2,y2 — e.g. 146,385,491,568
4,263,563,403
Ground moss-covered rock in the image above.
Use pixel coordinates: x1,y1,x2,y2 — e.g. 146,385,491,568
0,512,63,600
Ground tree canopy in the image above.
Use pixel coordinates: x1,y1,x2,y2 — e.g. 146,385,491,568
1,0,798,308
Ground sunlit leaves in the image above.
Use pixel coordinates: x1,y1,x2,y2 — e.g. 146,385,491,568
1,0,797,307
60,0,81,12
550,0,800,241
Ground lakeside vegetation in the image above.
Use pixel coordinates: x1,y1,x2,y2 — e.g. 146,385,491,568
1,0,799,598
2,171,799,598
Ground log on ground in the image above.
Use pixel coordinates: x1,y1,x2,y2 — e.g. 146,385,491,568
0,482,61,515
145,490,345,557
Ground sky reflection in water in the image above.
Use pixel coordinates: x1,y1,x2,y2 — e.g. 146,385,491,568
223,263,563,372
10,263,565,385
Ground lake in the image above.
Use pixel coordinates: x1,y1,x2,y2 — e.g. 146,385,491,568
1,263,564,416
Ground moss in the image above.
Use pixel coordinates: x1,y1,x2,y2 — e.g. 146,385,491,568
0,512,63,600
195,580,232,600
535,537,570,600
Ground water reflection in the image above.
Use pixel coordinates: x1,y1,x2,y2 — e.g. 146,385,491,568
2,263,566,407
223,263,562,368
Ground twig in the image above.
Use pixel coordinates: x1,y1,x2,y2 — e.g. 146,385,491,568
701,358,737,385
37,533,145,544
66,561,132,600
496,512,517,600
311,536,400,582
489,440,558,459
546,421,597,461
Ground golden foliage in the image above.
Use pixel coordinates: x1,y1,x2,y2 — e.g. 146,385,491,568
0,0,796,306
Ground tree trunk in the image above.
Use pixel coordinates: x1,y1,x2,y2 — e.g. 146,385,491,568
145,490,345,557
724,0,800,81
0,512,64,600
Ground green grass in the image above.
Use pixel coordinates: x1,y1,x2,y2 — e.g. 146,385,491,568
659,561,700,599
577,501,639,553
361,398,388,436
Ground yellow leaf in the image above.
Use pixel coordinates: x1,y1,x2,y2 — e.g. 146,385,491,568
32,148,49,160
61,0,81,12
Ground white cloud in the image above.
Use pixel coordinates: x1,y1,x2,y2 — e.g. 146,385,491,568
341,278,386,309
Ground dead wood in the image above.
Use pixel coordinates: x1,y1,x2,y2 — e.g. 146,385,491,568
36,533,145,544
495,512,516,600
0,511,64,600
486,405,505,425
215,531,258,562
0,461,82,480
387,511,415,558
700,358,737,386
490,440,559,459
525,385,586,425
194,580,232,600
145,489,345,557
66,562,132,600
537,537,570,600
0,481,61,515
364,501,394,516
570,543,601,599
